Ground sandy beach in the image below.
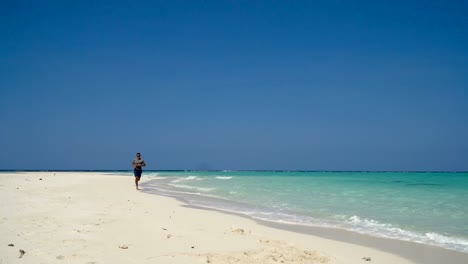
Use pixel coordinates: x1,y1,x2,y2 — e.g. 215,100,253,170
1,172,467,264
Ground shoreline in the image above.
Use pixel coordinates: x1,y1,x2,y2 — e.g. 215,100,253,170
183,204,468,264
141,175,468,255
141,179,468,263
1,171,467,264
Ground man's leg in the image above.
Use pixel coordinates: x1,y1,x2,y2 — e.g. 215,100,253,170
135,176,140,190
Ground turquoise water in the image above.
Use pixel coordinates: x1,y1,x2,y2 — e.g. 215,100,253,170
137,171,468,253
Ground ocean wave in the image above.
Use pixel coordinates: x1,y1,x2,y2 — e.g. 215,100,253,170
168,183,214,192
215,176,232,180
344,215,468,253
425,232,468,248
249,213,468,252
171,176,201,183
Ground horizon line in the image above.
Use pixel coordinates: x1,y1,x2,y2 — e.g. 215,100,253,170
1,169,467,173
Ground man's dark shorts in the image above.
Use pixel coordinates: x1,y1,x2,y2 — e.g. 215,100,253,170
134,169,143,177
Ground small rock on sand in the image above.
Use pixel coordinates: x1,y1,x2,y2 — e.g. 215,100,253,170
19,249,26,258
119,245,129,249
56,255,65,260
8,244,14,247
232,228,245,234
362,257,372,261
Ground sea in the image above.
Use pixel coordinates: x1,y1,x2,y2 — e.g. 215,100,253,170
122,170,467,253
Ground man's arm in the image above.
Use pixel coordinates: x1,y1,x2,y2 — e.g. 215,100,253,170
132,161,136,169
142,160,147,167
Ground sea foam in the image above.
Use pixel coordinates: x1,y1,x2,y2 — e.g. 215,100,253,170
215,176,232,180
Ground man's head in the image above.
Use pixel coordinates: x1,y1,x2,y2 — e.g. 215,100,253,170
136,153,141,159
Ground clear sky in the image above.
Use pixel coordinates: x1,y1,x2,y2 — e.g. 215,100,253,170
1,1,467,171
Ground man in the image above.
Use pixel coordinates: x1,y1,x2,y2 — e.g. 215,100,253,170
132,152,146,190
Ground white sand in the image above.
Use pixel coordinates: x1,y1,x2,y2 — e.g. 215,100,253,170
0,172,415,264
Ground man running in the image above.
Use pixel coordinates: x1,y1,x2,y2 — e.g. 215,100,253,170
132,152,146,190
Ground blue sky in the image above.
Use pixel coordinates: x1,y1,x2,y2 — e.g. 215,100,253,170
1,1,467,171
